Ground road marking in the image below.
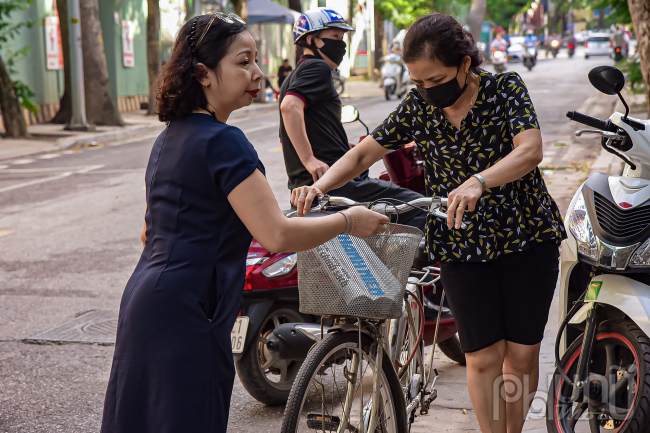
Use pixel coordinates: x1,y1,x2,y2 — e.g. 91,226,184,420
269,146,282,152
107,133,161,147
0,166,86,173
11,158,36,165
38,154,61,159
0,230,13,237
0,165,8,170
0,164,103,193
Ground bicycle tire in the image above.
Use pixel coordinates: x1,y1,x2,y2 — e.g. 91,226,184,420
281,331,408,433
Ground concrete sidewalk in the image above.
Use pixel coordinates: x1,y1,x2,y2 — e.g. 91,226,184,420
0,80,383,163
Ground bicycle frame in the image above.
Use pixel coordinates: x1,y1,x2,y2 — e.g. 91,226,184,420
325,265,444,433
288,195,456,432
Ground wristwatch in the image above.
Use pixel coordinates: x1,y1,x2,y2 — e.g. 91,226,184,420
471,173,487,192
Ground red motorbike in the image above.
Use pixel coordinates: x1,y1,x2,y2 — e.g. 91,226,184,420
233,106,464,405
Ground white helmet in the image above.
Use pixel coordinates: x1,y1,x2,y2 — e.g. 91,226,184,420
293,8,354,44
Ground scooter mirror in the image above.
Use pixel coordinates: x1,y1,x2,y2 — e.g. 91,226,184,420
588,66,625,95
340,105,359,124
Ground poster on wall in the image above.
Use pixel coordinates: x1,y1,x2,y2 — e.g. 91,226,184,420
122,20,135,68
44,16,62,70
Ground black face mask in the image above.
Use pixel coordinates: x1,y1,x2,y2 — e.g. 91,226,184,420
309,37,347,66
416,65,468,108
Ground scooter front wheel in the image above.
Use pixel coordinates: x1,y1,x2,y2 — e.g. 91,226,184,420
547,319,650,433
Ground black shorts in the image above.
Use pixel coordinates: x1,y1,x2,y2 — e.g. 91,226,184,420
440,241,560,353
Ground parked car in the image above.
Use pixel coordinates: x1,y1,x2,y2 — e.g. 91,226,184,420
584,33,611,59
506,35,525,62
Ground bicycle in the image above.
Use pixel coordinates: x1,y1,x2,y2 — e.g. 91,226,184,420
280,196,458,433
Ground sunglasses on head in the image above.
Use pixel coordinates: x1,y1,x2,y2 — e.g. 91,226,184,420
197,12,246,46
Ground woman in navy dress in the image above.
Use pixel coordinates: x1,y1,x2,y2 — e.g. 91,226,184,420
100,14,389,433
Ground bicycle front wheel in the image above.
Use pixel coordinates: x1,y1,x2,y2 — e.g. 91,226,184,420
281,331,407,433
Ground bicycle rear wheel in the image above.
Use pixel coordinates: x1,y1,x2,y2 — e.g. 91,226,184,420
281,331,407,433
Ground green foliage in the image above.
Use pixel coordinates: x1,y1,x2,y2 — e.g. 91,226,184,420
486,0,529,30
588,0,631,25
374,0,433,28
0,0,37,114
0,0,33,45
14,79,37,112
617,56,644,94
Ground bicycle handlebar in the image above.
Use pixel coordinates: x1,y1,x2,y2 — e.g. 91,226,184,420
287,195,480,229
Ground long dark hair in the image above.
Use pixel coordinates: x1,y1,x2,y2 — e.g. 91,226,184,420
156,15,247,123
403,14,482,73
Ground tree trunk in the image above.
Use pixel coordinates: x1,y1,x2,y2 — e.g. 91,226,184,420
597,9,605,29
147,0,161,116
51,0,71,124
232,0,248,21
549,0,568,34
79,0,123,126
287,0,301,65
287,0,301,13
374,8,384,73
466,0,487,42
627,0,650,117
0,54,29,138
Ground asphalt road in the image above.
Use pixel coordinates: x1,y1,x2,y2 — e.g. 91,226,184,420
0,49,617,432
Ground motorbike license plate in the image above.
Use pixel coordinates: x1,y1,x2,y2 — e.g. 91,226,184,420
232,316,249,354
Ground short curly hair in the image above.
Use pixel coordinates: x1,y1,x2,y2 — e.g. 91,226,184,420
403,13,482,73
156,15,247,123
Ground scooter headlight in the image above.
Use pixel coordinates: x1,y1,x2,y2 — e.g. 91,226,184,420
262,253,297,278
493,50,504,59
630,239,650,267
568,192,599,261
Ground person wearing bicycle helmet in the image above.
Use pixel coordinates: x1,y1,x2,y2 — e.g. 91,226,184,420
293,13,565,433
279,8,426,230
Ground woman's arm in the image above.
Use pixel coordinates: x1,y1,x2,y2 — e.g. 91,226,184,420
291,135,389,216
446,128,543,229
228,169,390,253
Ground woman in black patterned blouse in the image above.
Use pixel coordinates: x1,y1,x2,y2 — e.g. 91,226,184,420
292,13,566,433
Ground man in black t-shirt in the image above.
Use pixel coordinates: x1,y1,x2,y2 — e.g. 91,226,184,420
280,9,425,230
277,59,293,88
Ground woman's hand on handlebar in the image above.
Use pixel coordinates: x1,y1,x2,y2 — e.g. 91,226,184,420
345,207,391,238
447,177,483,229
291,185,324,216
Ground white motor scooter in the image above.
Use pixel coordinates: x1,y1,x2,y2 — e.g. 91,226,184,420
547,66,650,433
380,53,411,100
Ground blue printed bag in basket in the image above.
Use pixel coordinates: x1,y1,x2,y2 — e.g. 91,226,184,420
297,223,423,319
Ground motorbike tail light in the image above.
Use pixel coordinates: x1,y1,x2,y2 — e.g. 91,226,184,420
243,265,260,291
359,135,367,142
616,47,621,52
569,43,574,49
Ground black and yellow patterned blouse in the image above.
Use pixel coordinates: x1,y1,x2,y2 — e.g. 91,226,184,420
371,70,566,263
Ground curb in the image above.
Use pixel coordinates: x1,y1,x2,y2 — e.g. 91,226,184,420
55,124,166,150
0,104,280,162
0,123,166,163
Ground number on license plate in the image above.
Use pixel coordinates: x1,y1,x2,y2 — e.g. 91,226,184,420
232,316,249,354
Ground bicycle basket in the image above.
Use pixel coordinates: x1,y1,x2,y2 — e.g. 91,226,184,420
297,223,424,319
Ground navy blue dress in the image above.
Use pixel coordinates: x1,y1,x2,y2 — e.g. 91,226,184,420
101,113,265,433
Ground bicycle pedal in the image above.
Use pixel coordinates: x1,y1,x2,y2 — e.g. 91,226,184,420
306,413,340,430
